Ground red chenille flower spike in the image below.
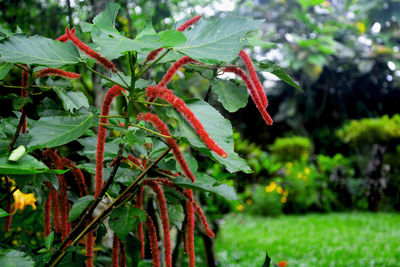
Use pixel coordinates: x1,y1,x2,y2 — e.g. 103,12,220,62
145,212,160,267
239,49,269,108
223,67,273,125
86,228,94,267
44,181,61,234
119,242,127,267
136,187,145,258
158,56,198,87
36,68,80,79
185,191,195,267
65,26,117,73
57,28,75,42
112,234,120,267
20,70,29,133
61,157,88,197
137,112,196,182
95,85,125,198
145,86,228,158
143,180,172,267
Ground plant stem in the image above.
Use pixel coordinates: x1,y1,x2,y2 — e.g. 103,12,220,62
85,64,127,89
131,100,171,107
7,109,26,153
99,123,172,139
50,147,171,267
137,49,170,79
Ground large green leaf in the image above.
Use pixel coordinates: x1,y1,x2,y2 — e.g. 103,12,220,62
175,173,238,200
0,208,10,218
0,153,51,175
175,17,263,62
167,99,251,173
109,205,146,241
0,62,12,79
0,249,35,267
86,2,162,59
28,113,95,151
68,195,94,222
210,79,248,112
257,60,302,92
0,35,80,67
53,88,89,112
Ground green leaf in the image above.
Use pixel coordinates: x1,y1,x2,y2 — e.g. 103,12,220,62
53,88,89,112
68,195,95,222
167,99,251,173
44,231,54,251
0,249,35,267
96,223,107,245
175,173,238,200
159,30,187,48
109,205,146,241
167,204,185,230
257,60,302,92
175,17,263,62
0,208,10,218
0,62,12,79
210,79,248,112
86,2,162,59
28,113,95,151
0,153,51,175
0,35,80,67
243,38,277,49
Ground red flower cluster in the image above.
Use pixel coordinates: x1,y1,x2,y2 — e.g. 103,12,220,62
145,212,160,267
35,68,80,79
20,70,29,133
112,234,120,267
158,56,198,87
65,26,117,73
57,28,75,42
145,86,227,158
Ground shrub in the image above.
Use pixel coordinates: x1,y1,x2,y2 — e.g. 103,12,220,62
269,136,312,162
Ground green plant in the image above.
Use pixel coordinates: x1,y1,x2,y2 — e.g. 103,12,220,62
269,136,312,162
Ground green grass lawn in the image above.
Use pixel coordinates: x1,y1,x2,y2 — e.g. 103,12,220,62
215,212,400,266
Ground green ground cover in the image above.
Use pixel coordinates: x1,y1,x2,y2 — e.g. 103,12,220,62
215,213,400,266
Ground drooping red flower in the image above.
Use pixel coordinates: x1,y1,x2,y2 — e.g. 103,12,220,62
145,86,228,158
185,192,195,267
35,68,80,79
137,112,196,182
127,154,142,168
136,187,145,258
44,181,61,234
61,158,88,197
223,67,273,125
20,70,29,133
176,15,202,32
145,212,160,267
65,26,117,73
112,234,120,267
119,241,127,267
238,49,269,108
57,28,75,42
158,56,198,87
95,85,125,198
145,15,202,63
44,193,51,237
85,228,94,267
142,180,172,267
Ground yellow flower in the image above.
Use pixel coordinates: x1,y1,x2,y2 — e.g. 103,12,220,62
304,167,311,175
296,173,303,179
277,186,283,194
287,162,293,169
236,204,245,212
283,189,289,197
265,182,277,193
13,189,37,212
246,199,253,205
281,196,287,204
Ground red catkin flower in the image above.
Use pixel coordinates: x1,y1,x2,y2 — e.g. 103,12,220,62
137,112,196,182
57,28,75,42
86,228,94,267
155,178,215,238
158,56,198,87
127,154,142,168
177,15,202,32
20,70,29,133
119,241,127,267
65,26,117,73
4,177,12,232
61,157,88,197
44,193,52,237
35,68,80,79
44,181,61,234
95,85,125,198
223,67,273,125
136,187,145,258
185,192,195,267
112,234,120,267
145,86,227,158
142,180,172,267
145,212,160,267
145,15,202,62
238,49,269,108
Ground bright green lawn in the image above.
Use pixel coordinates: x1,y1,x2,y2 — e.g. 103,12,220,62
215,213,400,266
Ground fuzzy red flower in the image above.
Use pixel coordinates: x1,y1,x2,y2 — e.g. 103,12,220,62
44,181,61,234
145,86,227,158
138,112,196,182
185,192,195,267
61,157,88,197
20,70,29,133
65,26,117,73
223,67,273,125
136,187,145,258
35,68,80,79
57,28,75,42
158,56,198,87
119,241,127,267
145,212,160,267
112,234,120,267
95,85,125,198
86,228,94,267
239,49,269,108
